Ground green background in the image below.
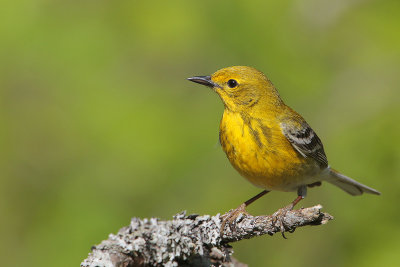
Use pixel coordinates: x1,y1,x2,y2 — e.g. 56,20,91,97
1,0,399,266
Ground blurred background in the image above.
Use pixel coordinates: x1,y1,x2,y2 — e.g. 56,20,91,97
1,0,399,266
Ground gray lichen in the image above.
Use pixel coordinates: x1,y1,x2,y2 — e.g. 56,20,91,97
81,205,332,266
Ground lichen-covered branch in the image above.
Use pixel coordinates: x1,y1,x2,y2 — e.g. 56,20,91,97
81,205,333,267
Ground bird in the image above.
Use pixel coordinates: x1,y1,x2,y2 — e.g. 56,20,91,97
187,66,380,236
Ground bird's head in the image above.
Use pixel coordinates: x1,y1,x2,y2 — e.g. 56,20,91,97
188,66,283,113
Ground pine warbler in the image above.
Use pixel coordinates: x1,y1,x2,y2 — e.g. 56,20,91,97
188,66,380,235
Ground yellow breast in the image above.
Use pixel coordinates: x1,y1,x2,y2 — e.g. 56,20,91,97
219,110,317,192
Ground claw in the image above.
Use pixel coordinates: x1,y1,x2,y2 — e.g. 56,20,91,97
220,190,270,238
272,204,293,238
272,194,304,238
220,203,249,237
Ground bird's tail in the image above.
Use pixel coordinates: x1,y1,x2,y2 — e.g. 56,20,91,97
323,168,381,196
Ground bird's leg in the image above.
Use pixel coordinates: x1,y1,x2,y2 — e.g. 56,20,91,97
273,186,306,239
220,190,269,236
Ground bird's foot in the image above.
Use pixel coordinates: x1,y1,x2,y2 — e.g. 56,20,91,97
220,203,250,237
272,203,296,239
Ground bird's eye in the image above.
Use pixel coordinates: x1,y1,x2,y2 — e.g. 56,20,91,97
227,79,238,88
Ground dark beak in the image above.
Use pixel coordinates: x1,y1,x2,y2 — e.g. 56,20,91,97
187,76,220,88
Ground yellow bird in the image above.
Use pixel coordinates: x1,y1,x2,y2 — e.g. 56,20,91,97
188,66,380,234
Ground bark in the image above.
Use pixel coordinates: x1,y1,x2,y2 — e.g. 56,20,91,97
81,205,333,267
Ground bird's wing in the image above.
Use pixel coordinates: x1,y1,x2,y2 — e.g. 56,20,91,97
280,119,328,169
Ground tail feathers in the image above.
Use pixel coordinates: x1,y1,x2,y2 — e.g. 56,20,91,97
324,168,381,196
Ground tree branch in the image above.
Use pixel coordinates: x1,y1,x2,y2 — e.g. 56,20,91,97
81,205,333,267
